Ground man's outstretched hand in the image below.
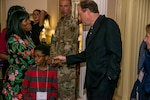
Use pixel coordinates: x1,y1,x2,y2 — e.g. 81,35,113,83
53,55,66,63
47,55,66,68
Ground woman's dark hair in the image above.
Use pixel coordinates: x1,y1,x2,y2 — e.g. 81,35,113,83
6,10,29,41
79,0,99,13
7,5,25,16
34,44,50,56
44,13,51,27
7,5,25,26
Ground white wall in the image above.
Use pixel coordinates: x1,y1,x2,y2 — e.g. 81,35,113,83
5,0,59,29
6,0,47,14
94,0,108,16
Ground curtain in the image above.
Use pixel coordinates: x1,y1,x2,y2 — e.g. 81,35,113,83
114,0,150,100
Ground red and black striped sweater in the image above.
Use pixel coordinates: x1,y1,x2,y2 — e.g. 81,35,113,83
21,65,58,100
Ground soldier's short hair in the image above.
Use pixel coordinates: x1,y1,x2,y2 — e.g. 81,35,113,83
60,0,72,6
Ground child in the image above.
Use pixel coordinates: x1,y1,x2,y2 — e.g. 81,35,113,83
21,44,58,100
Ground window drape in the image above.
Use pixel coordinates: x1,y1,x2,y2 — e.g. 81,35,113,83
114,0,150,100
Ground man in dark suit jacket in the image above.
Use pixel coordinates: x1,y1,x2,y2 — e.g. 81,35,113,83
53,0,122,100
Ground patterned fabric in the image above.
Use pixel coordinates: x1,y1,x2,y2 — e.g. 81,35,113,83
50,15,79,100
21,65,58,100
2,34,35,100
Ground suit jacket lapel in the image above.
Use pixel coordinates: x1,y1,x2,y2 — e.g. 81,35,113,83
86,15,106,47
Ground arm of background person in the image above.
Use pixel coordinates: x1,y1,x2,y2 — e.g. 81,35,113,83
0,53,8,60
39,10,47,27
137,41,147,74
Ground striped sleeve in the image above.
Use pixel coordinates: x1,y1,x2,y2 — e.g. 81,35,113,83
49,67,58,99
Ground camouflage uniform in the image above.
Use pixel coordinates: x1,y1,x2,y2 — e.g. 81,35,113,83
50,15,79,100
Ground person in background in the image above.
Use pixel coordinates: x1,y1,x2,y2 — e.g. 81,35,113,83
0,5,25,79
2,10,35,100
50,0,79,99
31,9,48,45
53,0,122,100
21,44,58,100
130,24,150,100
142,24,150,100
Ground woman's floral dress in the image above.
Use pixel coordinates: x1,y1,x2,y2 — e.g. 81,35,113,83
2,34,35,100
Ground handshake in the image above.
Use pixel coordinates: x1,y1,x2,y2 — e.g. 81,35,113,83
47,55,67,67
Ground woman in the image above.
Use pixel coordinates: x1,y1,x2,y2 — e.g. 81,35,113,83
0,5,25,80
31,9,48,45
2,10,35,100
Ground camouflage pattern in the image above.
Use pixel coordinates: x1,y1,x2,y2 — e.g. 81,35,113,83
50,15,79,100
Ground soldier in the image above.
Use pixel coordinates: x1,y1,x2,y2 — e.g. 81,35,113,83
50,0,79,100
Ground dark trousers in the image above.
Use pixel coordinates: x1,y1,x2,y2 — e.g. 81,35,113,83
87,77,117,100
